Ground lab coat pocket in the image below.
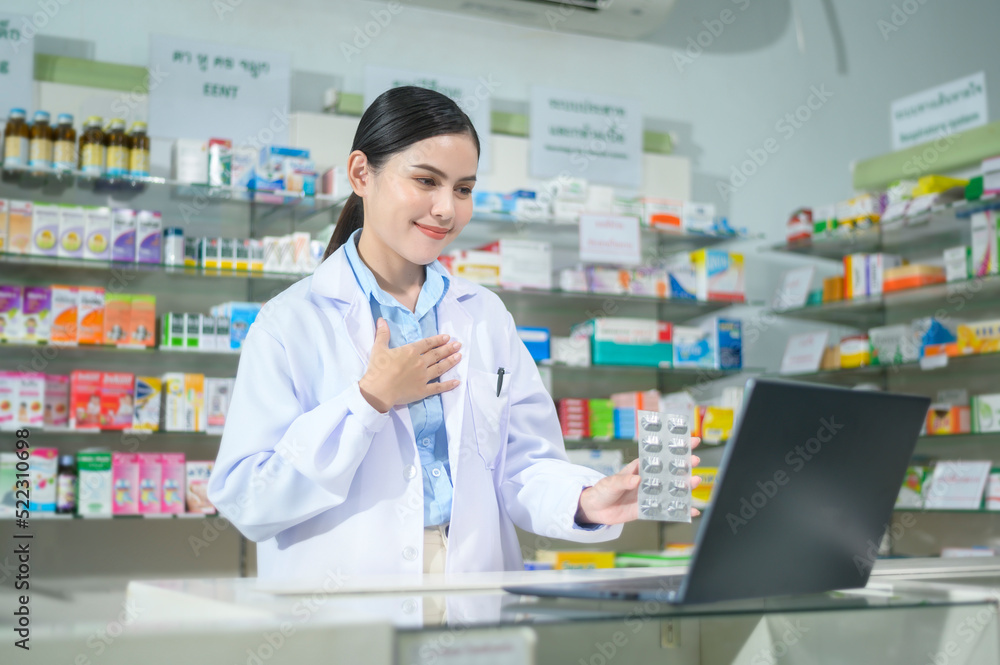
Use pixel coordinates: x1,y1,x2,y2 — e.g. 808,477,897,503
469,368,511,470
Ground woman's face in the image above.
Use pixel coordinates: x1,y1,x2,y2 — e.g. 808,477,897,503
356,133,478,266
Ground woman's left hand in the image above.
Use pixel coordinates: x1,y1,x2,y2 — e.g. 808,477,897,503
575,437,702,526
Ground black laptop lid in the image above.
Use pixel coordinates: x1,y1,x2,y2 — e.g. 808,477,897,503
680,378,929,605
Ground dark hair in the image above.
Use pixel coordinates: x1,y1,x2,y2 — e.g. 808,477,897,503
323,86,481,259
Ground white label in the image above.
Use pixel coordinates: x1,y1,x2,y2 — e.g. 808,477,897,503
0,14,34,117
920,354,949,371
364,65,493,173
148,34,291,143
891,72,988,150
772,266,815,311
779,331,830,375
924,461,991,510
579,214,641,266
530,85,642,188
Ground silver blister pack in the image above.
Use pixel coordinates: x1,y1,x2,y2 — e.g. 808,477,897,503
636,410,691,523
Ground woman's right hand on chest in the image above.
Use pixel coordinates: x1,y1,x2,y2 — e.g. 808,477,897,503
358,317,463,413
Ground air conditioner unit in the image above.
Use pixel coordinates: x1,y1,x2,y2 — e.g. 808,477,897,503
404,0,678,40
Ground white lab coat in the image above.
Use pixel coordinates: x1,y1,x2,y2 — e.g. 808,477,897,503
208,245,622,580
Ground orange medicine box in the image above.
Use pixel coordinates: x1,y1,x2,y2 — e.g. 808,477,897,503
70,370,103,429
926,405,971,435
8,200,33,255
50,285,79,345
127,295,156,347
77,286,105,345
103,293,131,346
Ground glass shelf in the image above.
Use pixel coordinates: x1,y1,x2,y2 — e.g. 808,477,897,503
773,352,1000,384
768,196,1000,260
893,508,1000,515
0,165,347,230
776,274,1000,327
1,513,215,521
544,362,755,378
918,432,1000,444
8,429,222,444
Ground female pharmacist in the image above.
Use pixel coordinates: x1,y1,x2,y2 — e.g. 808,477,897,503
209,86,700,581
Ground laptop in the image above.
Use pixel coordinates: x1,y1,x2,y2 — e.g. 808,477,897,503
504,378,930,605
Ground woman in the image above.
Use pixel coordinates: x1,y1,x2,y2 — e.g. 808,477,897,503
208,86,699,580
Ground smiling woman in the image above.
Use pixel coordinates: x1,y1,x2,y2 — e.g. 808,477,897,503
208,86,699,583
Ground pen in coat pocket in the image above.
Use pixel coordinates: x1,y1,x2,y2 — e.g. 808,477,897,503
496,367,506,397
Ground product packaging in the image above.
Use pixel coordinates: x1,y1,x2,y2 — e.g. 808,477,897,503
869,324,921,365
516,327,551,362
111,208,137,263
219,238,236,271
944,246,972,283
499,239,553,290
231,146,256,191
0,199,8,252
44,375,70,428
83,206,112,261
588,399,615,439
667,255,697,301
15,373,45,428
132,376,162,432
641,198,683,231
58,206,86,259
28,448,59,512
839,336,872,368
972,394,1000,433
137,452,162,514
565,449,625,478
100,372,135,430
103,293,131,345
691,250,745,302
186,461,216,514
21,286,51,344
672,326,713,369
228,303,261,351
956,320,1000,356
896,467,927,508
628,267,668,299
204,377,233,434
550,336,591,367
0,453,16,517
704,318,742,370
570,318,673,367
208,138,233,186
971,210,999,277
30,204,60,257
77,450,113,517
112,452,139,515
924,461,991,510
926,405,972,435
173,139,208,184
127,294,156,347
76,286,105,345
185,313,201,351
8,200,33,255
559,266,589,293
0,372,17,430
0,285,22,343
867,254,904,296
450,250,501,286
135,210,162,264
700,406,734,444
636,410,692,523
682,202,716,234
986,472,1000,511
200,315,217,352
160,453,186,514
70,370,103,430
183,237,201,268
586,266,630,295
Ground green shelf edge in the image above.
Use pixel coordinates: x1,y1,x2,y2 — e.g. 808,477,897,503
32,55,672,154
853,121,1000,191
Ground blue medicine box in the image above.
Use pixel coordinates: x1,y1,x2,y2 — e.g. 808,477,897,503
614,408,636,439
517,326,551,362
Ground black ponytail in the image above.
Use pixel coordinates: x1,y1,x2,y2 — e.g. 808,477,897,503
323,86,481,260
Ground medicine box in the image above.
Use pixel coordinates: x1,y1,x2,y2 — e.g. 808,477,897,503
945,246,972,283
629,267,668,299
132,376,162,432
0,453,15,517
926,405,971,435
565,449,624,478
135,210,162,264
30,204,60,257
186,461,216,514
103,293,131,345
205,377,233,434
957,320,1000,356
83,206,112,261
22,286,52,344
704,317,742,370
160,453,186,514
185,313,201,351
8,200,33,255
0,285,22,343
162,373,186,431
586,266,630,295
16,372,45,429
701,406,734,444
173,139,208,184
987,472,1000,511
682,202,715,234
58,206,86,259
77,286,105,345
127,294,155,348
137,452,162,514
673,325,714,369
0,199,7,252
70,370,103,430
228,303,261,351
28,447,58,512
77,451,113,517
972,394,1000,433
550,336,590,367
641,198,683,231
517,327,551,362
691,250,744,302
571,318,672,368
100,372,135,430
500,239,552,290
971,211,999,277
111,208,136,263
112,452,139,515
870,324,921,365
44,375,70,428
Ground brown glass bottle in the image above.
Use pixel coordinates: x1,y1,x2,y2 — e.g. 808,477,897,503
28,110,53,170
53,113,77,171
127,121,150,178
104,118,127,177
2,108,29,169
78,116,106,176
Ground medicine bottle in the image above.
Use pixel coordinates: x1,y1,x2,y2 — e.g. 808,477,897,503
56,455,77,515
53,113,77,172
78,116,106,176
3,108,29,169
128,121,150,178
104,118,128,177
28,110,54,170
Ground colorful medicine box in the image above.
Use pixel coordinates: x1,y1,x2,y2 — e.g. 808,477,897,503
44,375,70,428
186,461,216,514
160,453,186,514
132,376,162,432
137,453,162,514
22,286,52,344
517,327,551,362
570,318,673,368
77,451,112,517
112,452,139,515
926,405,971,435
28,447,58,512
957,320,1000,356
70,370,103,430
691,249,745,302
972,394,1000,434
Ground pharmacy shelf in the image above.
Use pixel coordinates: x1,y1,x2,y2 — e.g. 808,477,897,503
776,274,1000,328
768,196,1000,260
0,343,242,375
491,286,742,321
0,165,347,230
8,429,222,446
0,252,308,284
918,432,1000,444
893,508,1000,515
1,513,216,521
545,363,755,378
773,352,1000,387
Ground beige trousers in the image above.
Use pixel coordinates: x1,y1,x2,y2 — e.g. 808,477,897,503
422,525,449,624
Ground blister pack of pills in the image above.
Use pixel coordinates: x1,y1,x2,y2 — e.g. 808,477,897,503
636,410,692,523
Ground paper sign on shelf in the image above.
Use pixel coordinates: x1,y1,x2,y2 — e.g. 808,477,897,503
924,461,991,510
579,214,641,266
529,85,642,188
364,65,492,173
779,331,830,375
891,72,988,150
772,266,815,311
0,14,35,115
148,34,291,143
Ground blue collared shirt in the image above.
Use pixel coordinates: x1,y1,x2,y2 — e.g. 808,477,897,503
344,229,454,526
